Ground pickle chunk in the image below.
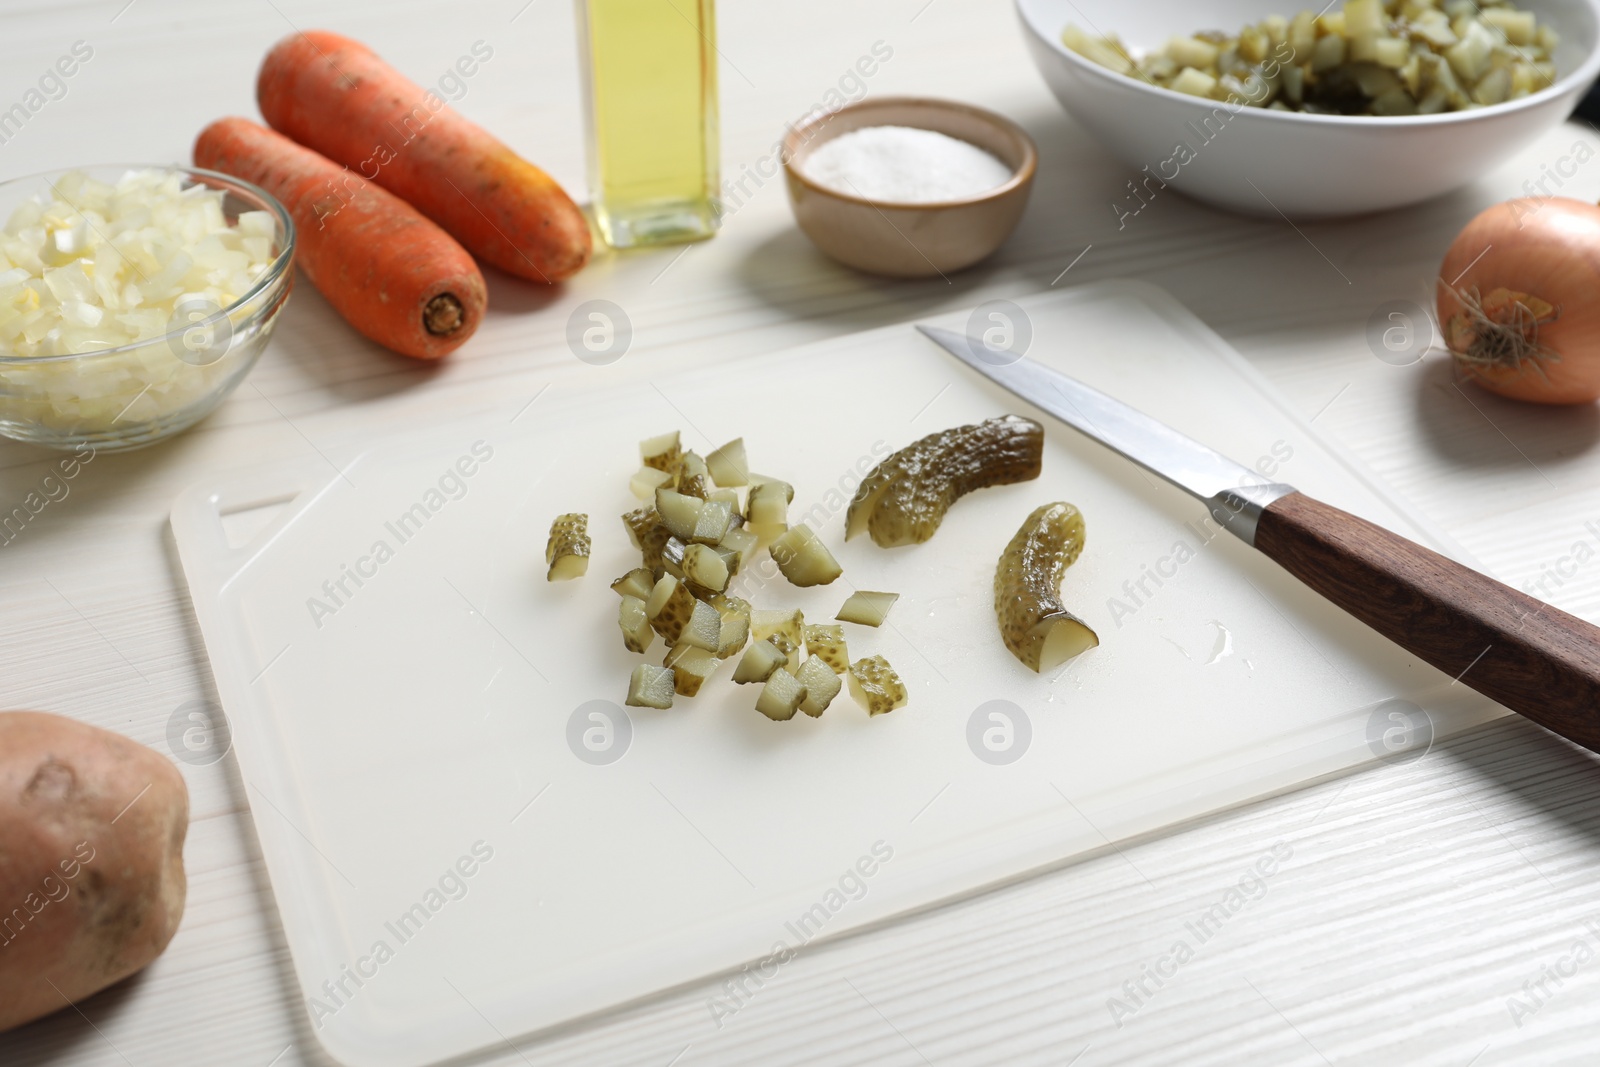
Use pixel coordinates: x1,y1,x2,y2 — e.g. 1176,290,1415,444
665,645,718,696
995,502,1098,672
546,513,590,581
733,638,788,684
803,624,849,673
756,668,807,721
646,574,696,644
612,567,655,601
640,431,681,473
622,506,671,576
618,595,654,654
769,524,843,587
835,591,898,627
847,416,1044,547
797,655,842,716
627,664,675,709
848,655,907,716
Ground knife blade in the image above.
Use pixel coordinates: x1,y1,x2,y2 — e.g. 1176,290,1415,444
916,324,1294,544
919,321,1600,755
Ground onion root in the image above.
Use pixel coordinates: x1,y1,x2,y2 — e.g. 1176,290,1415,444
1442,283,1560,378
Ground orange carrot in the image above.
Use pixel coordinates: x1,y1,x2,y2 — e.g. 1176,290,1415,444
194,117,486,360
257,31,592,285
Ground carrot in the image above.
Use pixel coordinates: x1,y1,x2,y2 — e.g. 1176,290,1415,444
257,31,592,285
194,117,486,360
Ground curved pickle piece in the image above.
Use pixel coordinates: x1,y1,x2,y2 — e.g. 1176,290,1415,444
995,502,1099,672
846,416,1045,547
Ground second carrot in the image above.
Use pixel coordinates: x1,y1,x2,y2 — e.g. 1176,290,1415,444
257,31,593,286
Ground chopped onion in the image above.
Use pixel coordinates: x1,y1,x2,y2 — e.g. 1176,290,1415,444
0,169,279,433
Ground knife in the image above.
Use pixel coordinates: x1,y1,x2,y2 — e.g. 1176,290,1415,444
918,323,1600,754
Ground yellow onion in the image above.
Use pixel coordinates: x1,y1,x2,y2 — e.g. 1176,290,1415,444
1438,197,1600,405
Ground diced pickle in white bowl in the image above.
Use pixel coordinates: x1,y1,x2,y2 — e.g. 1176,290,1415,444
1016,0,1600,216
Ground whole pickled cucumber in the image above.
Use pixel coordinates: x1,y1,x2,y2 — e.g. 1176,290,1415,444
994,502,1099,672
847,416,1044,548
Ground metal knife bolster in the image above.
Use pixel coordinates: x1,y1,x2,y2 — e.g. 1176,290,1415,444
1210,483,1297,546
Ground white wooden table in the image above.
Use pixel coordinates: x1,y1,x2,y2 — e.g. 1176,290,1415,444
6,1,1600,1064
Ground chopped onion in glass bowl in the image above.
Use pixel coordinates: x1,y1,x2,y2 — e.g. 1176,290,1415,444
0,165,294,451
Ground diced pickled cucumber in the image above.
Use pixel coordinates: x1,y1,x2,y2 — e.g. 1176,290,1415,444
718,526,759,572
712,544,742,579
994,502,1099,672
661,537,688,581
1342,0,1383,37
756,668,807,721
803,624,849,673
646,574,696,644
797,655,841,717
1483,8,1536,45
631,466,674,501
677,452,712,499
747,521,787,548
836,591,899,627
707,592,752,621
640,431,681,473
545,513,590,581
1060,3,1556,116
655,489,704,541
691,499,735,545
619,595,654,654
848,655,908,716
752,609,804,672
706,438,750,487
678,599,723,653
771,630,801,673
622,506,671,575
664,644,718,696
611,567,656,601
627,663,675,709
769,524,843,587
714,602,751,658
733,638,788,684
746,481,793,527
682,543,730,592
751,608,803,644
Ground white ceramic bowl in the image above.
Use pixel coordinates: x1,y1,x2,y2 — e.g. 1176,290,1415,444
1016,0,1600,217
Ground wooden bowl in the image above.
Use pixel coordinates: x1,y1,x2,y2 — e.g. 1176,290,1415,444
782,97,1037,278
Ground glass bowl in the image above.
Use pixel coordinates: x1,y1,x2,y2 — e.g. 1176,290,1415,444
0,165,295,452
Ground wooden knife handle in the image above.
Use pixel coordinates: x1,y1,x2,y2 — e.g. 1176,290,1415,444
1253,492,1600,752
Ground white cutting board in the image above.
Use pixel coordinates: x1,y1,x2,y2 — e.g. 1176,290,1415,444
171,280,1504,1067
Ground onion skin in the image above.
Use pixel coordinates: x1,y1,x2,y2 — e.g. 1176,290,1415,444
1438,198,1600,405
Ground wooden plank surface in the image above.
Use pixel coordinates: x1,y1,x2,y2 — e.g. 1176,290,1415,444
3,0,1600,1064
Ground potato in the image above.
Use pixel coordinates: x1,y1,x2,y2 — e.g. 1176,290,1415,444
0,711,189,1032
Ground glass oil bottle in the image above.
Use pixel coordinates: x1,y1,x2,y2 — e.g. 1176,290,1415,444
577,0,720,249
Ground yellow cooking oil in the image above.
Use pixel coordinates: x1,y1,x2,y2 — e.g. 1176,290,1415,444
578,0,720,249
